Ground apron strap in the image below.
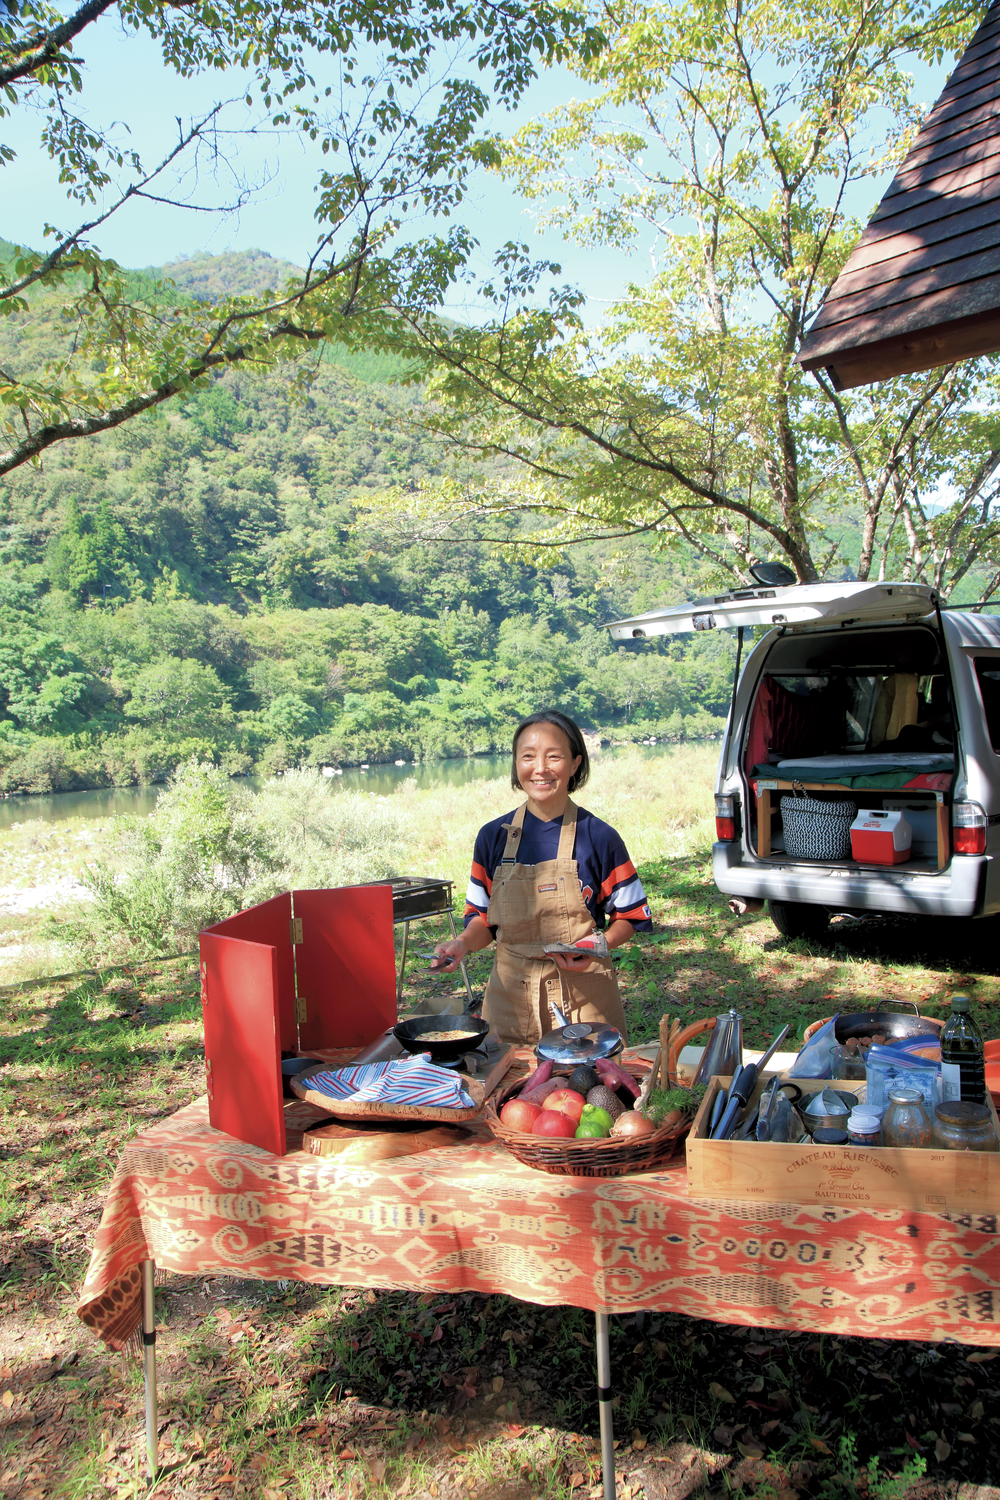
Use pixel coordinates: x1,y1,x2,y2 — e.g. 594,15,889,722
557,799,577,862
499,801,527,863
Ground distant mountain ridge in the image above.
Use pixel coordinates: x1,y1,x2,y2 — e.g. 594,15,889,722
155,248,304,301
0,240,411,385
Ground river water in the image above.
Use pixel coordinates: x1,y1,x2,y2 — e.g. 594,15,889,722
0,743,685,830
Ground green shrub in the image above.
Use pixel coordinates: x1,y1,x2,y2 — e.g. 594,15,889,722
66,761,409,961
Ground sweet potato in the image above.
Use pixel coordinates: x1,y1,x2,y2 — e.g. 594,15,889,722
594,1057,641,1098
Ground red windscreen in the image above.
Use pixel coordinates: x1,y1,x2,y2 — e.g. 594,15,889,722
294,885,396,1051
205,893,296,1052
199,929,286,1156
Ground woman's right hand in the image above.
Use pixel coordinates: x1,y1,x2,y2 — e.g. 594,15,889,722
431,939,466,973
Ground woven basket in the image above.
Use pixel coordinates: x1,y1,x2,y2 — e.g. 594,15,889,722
484,1066,691,1177
781,787,857,861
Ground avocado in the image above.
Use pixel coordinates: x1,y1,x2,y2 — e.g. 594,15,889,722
586,1084,625,1122
567,1065,601,1096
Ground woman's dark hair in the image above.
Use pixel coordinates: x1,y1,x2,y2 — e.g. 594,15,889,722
510,710,590,793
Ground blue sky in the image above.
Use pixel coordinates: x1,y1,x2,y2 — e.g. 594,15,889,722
0,9,958,321
1,12,646,318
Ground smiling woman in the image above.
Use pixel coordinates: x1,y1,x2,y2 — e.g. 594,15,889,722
433,710,653,1046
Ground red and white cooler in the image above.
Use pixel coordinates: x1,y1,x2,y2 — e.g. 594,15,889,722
850,809,912,865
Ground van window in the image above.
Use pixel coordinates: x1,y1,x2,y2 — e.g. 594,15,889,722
974,659,1000,752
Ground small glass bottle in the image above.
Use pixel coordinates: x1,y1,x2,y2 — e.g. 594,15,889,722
847,1109,882,1146
940,993,986,1104
882,1087,934,1149
813,1127,848,1145
932,1101,998,1152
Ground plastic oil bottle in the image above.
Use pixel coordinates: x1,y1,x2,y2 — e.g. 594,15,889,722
940,993,986,1104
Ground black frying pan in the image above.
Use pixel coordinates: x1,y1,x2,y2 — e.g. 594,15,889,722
392,1012,489,1061
834,1000,940,1044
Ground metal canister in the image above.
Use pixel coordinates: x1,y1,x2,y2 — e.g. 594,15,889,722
693,1009,743,1088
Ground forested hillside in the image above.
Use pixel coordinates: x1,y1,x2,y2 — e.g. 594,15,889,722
0,247,735,793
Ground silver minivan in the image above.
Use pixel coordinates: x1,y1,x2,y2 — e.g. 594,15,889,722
608,580,1000,939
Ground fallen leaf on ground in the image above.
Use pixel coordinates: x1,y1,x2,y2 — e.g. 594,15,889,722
506,1425,526,1438
809,1439,832,1455
958,1432,977,1443
1,1392,12,1409
492,1377,504,1394
709,1382,735,1404
935,1439,952,1461
967,1350,998,1362
368,1457,386,1481
738,1442,765,1459
632,1430,647,1451
212,1404,223,1420
339,1448,357,1460
569,1475,585,1491
429,1324,443,1343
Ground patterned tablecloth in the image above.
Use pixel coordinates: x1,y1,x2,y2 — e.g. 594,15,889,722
77,1084,1000,1353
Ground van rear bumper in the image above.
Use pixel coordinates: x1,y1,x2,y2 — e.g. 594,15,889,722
713,842,990,918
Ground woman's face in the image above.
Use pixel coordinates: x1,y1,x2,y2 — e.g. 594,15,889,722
515,723,582,818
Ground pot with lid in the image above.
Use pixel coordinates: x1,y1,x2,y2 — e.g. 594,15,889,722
536,1001,623,1066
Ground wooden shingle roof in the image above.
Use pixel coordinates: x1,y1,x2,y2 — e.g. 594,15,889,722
799,1,1000,389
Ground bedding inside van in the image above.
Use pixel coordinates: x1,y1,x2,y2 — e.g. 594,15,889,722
749,751,954,791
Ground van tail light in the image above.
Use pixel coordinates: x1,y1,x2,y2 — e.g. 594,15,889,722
953,801,987,856
715,793,737,842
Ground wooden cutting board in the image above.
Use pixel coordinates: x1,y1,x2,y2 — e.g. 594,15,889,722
290,1046,516,1122
302,1118,472,1161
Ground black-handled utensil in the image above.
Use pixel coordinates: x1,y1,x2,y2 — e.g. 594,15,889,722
710,1087,729,1134
711,1024,791,1141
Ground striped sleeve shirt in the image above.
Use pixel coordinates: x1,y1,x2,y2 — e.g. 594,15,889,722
464,805,653,933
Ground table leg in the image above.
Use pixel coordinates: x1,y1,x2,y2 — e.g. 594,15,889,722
447,909,476,1012
757,788,771,858
595,1310,616,1500
141,1258,158,1480
397,920,410,1004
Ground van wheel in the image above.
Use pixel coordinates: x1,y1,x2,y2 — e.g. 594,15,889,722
769,900,830,940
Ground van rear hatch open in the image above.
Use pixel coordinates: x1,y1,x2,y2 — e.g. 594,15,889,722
607,581,939,639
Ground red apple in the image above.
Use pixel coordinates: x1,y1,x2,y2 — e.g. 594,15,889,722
500,1098,542,1132
532,1110,577,1138
542,1088,586,1123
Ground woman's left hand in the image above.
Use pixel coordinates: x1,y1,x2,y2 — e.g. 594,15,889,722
551,951,591,971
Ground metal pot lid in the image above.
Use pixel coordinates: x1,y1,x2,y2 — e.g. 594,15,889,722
535,1002,622,1064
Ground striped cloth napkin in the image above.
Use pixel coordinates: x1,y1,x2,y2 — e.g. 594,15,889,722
305,1053,475,1110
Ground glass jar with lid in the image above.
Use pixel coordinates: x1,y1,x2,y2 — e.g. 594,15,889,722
882,1088,934,1149
847,1109,882,1146
932,1101,998,1152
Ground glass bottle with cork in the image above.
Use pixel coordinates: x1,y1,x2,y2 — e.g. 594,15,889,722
940,993,986,1104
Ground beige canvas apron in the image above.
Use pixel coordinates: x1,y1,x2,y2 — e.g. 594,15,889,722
482,800,628,1047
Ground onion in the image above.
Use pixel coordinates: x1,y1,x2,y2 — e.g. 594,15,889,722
610,1110,656,1139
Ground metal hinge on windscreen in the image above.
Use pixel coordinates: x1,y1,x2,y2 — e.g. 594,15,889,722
289,917,303,944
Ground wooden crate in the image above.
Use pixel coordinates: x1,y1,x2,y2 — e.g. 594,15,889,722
686,1076,1000,1212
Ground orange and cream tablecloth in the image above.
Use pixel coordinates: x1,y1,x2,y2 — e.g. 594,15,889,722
77,1091,1000,1352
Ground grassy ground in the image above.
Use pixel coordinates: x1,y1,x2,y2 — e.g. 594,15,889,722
3,754,1000,1500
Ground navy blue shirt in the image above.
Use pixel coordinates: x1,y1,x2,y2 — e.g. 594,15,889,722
464,806,653,932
